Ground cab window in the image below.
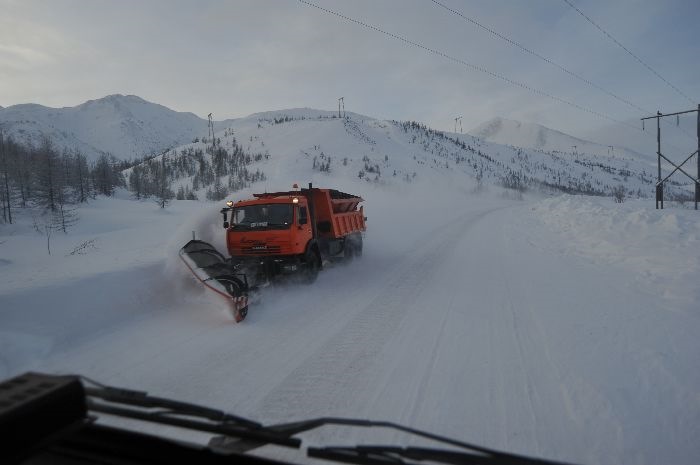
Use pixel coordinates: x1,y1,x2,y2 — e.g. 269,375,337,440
298,206,308,225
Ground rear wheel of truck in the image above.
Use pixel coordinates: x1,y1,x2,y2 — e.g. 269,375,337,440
346,233,362,259
344,240,355,262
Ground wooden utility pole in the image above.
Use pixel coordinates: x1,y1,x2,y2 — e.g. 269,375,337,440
338,97,345,118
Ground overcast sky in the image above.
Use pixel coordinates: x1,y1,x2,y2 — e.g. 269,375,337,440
1,0,698,148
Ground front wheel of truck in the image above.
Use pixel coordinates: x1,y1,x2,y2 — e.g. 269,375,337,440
302,249,320,284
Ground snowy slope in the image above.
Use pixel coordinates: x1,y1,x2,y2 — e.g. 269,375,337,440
152,108,685,204
471,116,657,167
0,93,681,197
0,94,232,161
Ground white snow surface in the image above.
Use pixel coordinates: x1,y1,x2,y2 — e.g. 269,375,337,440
2,165,699,465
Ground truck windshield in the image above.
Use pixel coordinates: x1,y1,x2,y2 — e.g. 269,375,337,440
232,204,293,230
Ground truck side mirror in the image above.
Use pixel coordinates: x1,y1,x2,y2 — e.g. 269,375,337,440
222,210,229,229
299,207,308,225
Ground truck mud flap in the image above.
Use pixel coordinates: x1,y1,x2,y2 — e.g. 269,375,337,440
179,240,249,322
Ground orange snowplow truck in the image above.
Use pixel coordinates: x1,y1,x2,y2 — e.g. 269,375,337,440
221,183,366,284
180,184,366,322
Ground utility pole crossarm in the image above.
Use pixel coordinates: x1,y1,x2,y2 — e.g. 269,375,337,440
641,108,698,121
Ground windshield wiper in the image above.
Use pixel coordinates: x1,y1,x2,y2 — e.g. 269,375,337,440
82,379,300,449
309,445,572,465
260,418,575,465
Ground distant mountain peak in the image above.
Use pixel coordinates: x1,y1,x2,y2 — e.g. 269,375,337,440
472,117,586,147
0,94,209,161
86,93,145,103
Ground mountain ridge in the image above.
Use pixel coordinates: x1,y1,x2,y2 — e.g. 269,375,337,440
0,94,231,161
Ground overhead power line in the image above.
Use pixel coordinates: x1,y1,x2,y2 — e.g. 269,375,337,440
561,0,696,105
431,0,696,142
297,0,638,130
430,0,642,113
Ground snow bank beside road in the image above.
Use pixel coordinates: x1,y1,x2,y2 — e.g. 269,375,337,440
533,196,700,310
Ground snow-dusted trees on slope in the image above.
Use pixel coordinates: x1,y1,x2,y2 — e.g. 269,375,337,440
0,134,125,225
125,137,266,203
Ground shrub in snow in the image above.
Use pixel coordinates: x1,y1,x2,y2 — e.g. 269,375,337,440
613,185,625,203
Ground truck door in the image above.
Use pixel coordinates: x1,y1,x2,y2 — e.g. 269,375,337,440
296,206,313,251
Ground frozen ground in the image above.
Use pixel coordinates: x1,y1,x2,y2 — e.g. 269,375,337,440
1,182,699,465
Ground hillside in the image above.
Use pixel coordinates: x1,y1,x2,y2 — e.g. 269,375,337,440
470,116,658,167
139,108,688,206
0,94,233,161
2,94,688,201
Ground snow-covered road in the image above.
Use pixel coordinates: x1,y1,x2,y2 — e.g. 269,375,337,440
1,193,699,465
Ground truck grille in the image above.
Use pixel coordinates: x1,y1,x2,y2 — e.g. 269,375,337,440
240,245,282,255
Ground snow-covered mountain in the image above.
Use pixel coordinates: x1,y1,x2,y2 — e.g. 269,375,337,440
470,117,657,167
139,108,687,204
0,94,231,161
0,93,688,200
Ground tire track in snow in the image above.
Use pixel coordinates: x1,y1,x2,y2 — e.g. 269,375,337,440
255,207,506,422
403,290,453,427
498,221,543,455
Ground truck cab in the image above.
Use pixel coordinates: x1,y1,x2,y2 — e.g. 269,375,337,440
225,195,312,258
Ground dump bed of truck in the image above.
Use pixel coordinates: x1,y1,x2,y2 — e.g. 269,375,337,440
309,189,365,239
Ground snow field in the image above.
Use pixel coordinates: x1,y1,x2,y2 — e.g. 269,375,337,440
1,174,699,464
532,195,700,309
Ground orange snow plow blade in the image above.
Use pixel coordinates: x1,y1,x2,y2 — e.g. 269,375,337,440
179,240,249,322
